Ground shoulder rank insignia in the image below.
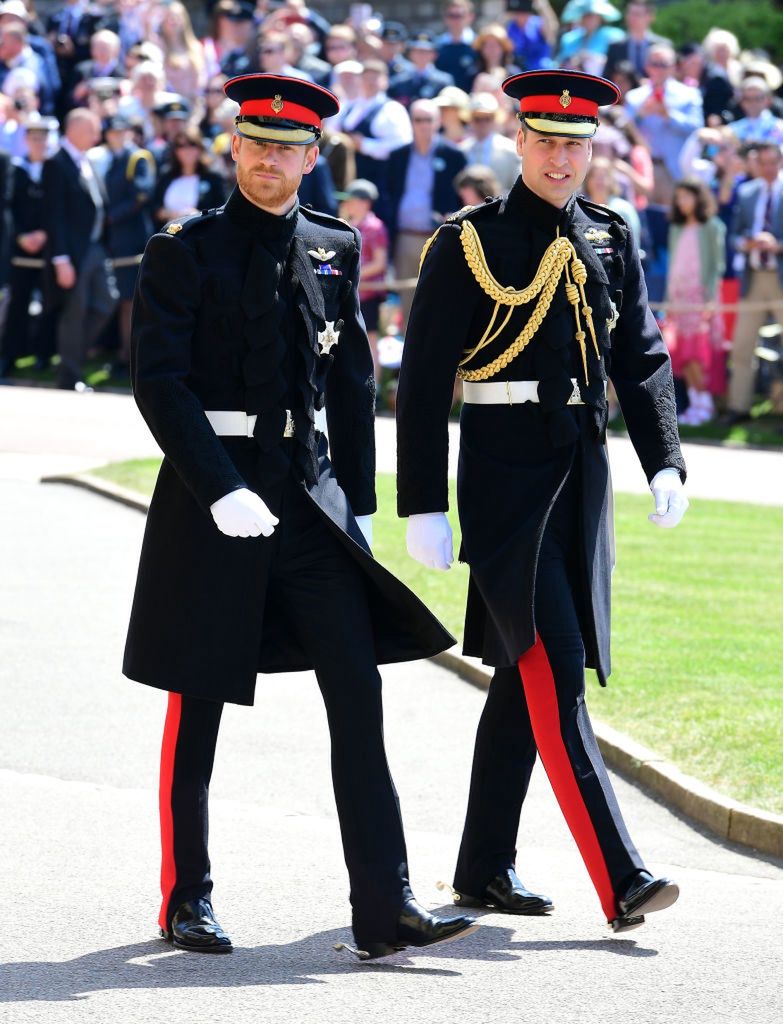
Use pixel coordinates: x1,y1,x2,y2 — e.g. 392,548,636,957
166,222,183,234
308,247,342,275
584,227,611,242
318,320,341,355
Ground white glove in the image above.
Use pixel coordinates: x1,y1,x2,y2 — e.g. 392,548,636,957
406,512,454,571
649,468,688,529
355,514,373,548
210,487,279,538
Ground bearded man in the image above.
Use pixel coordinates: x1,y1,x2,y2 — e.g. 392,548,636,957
124,73,477,960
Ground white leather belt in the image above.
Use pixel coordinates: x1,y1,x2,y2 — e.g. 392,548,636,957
462,379,586,406
205,409,295,438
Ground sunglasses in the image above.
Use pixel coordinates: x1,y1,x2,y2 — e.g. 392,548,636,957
412,116,435,123
647,61,672,69
175,140,200,148
261,47,283,54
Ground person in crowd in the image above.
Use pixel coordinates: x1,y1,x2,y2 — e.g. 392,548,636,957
339,58,411,224
0,0,59,116
388,30,454,108
675,42,704,91
93,112,155,374
607,58,640,100
125,71,475,962
388,97,466,328
68,29,123,109
434,0,478,93
153,0,206,102
556,0,624,77
42,106,118,389
199,72,228,140
149,95,191,168
288,21,330,86
0,112,56,377
323,24,358,77
624,43,703,205
330,56,362,106
723,143,783,424
597,106,654,207
256,28,311,81
117,60,166,142
729,77,783,146
378,21,411,80
151,122,225,224
397,68,687,937
504,0,558,72
46,0,109,103
665,178,725,424
700,28,741,123
470,24,520,91
604,1,668,81
582,154,641,245
0,21,46,102
679,124,743,187
460,91,519,192
202,0,256,81
453,163,501,205
296,142,337,214
340,177,388,380
434,84,471,144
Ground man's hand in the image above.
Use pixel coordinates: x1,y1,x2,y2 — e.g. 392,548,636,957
406,512,453,570
355,514,373,548
54,260,76,289
18,230,46,254
648,469,688,529
210,488,279,538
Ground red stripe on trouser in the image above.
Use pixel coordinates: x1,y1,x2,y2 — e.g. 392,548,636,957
158,692,182,930
518,636,617,920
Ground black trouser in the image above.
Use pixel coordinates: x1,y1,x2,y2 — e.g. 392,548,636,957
454,466,644,921
0,264,57,366
159,475,409,945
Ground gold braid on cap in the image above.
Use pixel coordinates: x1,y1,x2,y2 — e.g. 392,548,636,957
421,220,599,382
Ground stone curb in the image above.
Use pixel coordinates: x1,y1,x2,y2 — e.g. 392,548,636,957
42,471,783,862
433,650,783,861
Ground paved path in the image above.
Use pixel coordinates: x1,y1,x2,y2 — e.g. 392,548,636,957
2,384,783,504
2,478,783,1024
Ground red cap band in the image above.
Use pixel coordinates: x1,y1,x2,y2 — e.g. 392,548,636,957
240,98,320,126
520,93,598,117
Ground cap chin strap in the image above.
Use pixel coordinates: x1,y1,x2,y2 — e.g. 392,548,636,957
235,117,320,145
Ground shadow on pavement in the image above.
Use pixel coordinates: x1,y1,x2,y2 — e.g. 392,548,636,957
3,925,657,1002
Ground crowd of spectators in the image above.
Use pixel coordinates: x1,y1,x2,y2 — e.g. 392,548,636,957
0,0,781,425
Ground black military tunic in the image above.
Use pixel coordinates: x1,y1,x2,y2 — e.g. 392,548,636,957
397,177,686,682
124,186,452,706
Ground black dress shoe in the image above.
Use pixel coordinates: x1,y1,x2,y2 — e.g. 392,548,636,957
160,898,233,953
452,868,554,915
343,898,478,961
610,870,679,933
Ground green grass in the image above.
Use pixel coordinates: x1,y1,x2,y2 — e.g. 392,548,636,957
92,459,783,814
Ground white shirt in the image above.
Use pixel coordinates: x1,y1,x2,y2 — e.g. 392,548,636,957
338,92,412,160
163,174,200,215
750,178,782,270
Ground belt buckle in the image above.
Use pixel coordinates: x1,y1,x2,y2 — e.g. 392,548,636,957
566,381,582,406
283,409,295,438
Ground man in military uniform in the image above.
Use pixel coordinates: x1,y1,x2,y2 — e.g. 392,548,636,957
92,114,155,374
124,73,476,961
396,69,689,933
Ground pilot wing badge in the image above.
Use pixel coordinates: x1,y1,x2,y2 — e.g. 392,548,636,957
308,247,342,276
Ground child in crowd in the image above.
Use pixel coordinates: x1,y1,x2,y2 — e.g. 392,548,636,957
665,178,726,424
339,178,389,383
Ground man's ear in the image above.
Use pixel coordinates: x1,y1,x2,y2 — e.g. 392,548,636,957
515,127,525,159
302,144,320,176
230,132,241,162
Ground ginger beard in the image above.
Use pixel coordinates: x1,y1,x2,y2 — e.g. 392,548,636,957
232,134,318,212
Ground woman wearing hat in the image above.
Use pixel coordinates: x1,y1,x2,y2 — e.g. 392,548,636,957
556,0,625,77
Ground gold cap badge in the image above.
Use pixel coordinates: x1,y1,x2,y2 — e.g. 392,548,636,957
560,90,572,109
166,222,183,234
271,94,284,113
